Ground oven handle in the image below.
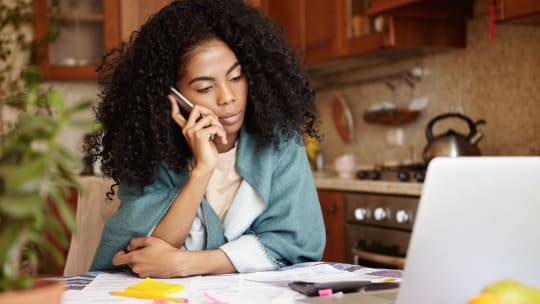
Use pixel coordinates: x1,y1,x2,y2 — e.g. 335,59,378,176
351,248,406,269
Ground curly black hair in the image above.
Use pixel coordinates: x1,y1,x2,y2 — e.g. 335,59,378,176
85,0,319,189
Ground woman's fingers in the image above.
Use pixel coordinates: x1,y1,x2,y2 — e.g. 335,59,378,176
168,97,227,145
184,108,227,144
168,95,187,128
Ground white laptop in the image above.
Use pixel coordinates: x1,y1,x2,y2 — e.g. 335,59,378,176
298,157,540,304
397,156,540,303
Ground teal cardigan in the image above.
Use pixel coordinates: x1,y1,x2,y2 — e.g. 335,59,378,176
90,128,326,271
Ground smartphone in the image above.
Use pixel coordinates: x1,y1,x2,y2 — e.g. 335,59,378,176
288,280,371,297
170,86,194,115
169,87,215,140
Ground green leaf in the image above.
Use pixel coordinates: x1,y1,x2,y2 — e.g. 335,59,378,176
10,275,32,289
53,146,83,170
66,99,94,114
31,234,64,268
69,120,102,132
0,193,41,218
46,88,64,114
15,113,57,140
0,221,22,272
2,92,26,108
42,214,69,248
21,65,42,90
48,186,76,232
0,156,46,194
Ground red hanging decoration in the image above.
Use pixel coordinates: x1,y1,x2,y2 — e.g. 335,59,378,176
490,0,495,40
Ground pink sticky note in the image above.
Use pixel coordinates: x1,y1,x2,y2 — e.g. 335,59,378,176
203,291,229,304
318,288,333,297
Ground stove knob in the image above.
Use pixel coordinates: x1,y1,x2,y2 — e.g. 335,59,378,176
414,171,425,182
395,210,412,224
354,208,370,221
369,170,381,180
373,207,389,221
356,170,369,179
398,170,410,182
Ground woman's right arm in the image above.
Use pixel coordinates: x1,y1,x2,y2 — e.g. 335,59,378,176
150,166,212,247
150,98,227,247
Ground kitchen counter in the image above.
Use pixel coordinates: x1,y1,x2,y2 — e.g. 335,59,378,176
313,172,423,196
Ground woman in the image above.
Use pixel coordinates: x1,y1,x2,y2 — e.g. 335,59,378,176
88,0,325,278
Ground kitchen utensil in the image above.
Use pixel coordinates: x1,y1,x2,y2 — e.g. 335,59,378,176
422,112,486,163
332,94,354,144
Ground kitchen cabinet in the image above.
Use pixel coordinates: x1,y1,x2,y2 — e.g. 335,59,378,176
118,0,171,42
33,0,268,80
366,0,472,19
495,0,540,24
33,0,121,80
120,0,266,43
261,0,471,72
318,190,345,263
263,0,340,64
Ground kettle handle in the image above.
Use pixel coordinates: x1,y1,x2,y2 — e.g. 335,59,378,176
426,112,482,141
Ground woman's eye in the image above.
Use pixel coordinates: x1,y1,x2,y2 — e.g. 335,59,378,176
196,86,213,93
230,74,243,82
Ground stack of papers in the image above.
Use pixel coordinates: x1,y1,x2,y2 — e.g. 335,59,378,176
62,263,402,304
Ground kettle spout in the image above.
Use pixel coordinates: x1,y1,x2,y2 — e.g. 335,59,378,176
470,131,484,144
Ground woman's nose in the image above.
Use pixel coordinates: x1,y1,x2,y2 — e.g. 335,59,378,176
218,83,236,105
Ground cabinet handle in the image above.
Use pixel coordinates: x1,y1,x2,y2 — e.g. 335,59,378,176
328,203,337,214
352,248,405,269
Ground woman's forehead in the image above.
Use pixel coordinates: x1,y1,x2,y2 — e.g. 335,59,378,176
182,39,239,75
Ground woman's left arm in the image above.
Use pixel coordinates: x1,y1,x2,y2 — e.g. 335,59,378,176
111,236,234,277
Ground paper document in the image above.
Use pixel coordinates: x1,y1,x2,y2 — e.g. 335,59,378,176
61,263,402,304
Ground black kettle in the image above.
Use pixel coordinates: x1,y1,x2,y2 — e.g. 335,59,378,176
422,112,486,163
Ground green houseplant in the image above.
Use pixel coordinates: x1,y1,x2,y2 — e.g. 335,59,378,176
0,65,95,298
0,1,94,300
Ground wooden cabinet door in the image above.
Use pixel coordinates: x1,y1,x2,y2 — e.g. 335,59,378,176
367,0,423,15
318,190,345,263
33,0,121,80
119,0,171,42
367,0,471,19
496,0,540,23
264,0,304,52
262,0,340,64
303,0,340,64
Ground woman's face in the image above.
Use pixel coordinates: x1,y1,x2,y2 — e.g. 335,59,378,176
176,39,248,141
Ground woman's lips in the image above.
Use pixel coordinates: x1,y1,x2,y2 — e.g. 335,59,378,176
219,112,241,126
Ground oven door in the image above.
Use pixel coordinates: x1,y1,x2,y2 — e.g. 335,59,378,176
345,223,410,269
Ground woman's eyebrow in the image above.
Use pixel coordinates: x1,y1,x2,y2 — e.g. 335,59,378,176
189,76,213,85
188,62,241,85
226,62,240,75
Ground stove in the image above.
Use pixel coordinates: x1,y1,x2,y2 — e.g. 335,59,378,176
356,163,427,183
344,191,419,268
345,163,424,268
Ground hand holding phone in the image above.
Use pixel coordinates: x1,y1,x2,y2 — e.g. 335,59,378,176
169,87,216,141
170,86,194,116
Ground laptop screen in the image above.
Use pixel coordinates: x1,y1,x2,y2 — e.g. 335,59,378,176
396,157,540,304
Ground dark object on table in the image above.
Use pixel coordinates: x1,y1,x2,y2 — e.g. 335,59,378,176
288,280,371,297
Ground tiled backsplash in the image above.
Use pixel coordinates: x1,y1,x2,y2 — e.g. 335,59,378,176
313,2,540,167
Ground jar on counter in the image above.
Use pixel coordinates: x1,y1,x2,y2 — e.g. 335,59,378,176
315,151,325,172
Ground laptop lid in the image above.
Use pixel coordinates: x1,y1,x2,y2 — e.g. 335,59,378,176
396,157,540,304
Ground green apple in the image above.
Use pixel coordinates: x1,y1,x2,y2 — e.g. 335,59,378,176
482,279,540,304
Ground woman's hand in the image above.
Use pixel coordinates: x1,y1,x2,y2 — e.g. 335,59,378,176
168,95,227,172
112,236,181,277
112,236,236,278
